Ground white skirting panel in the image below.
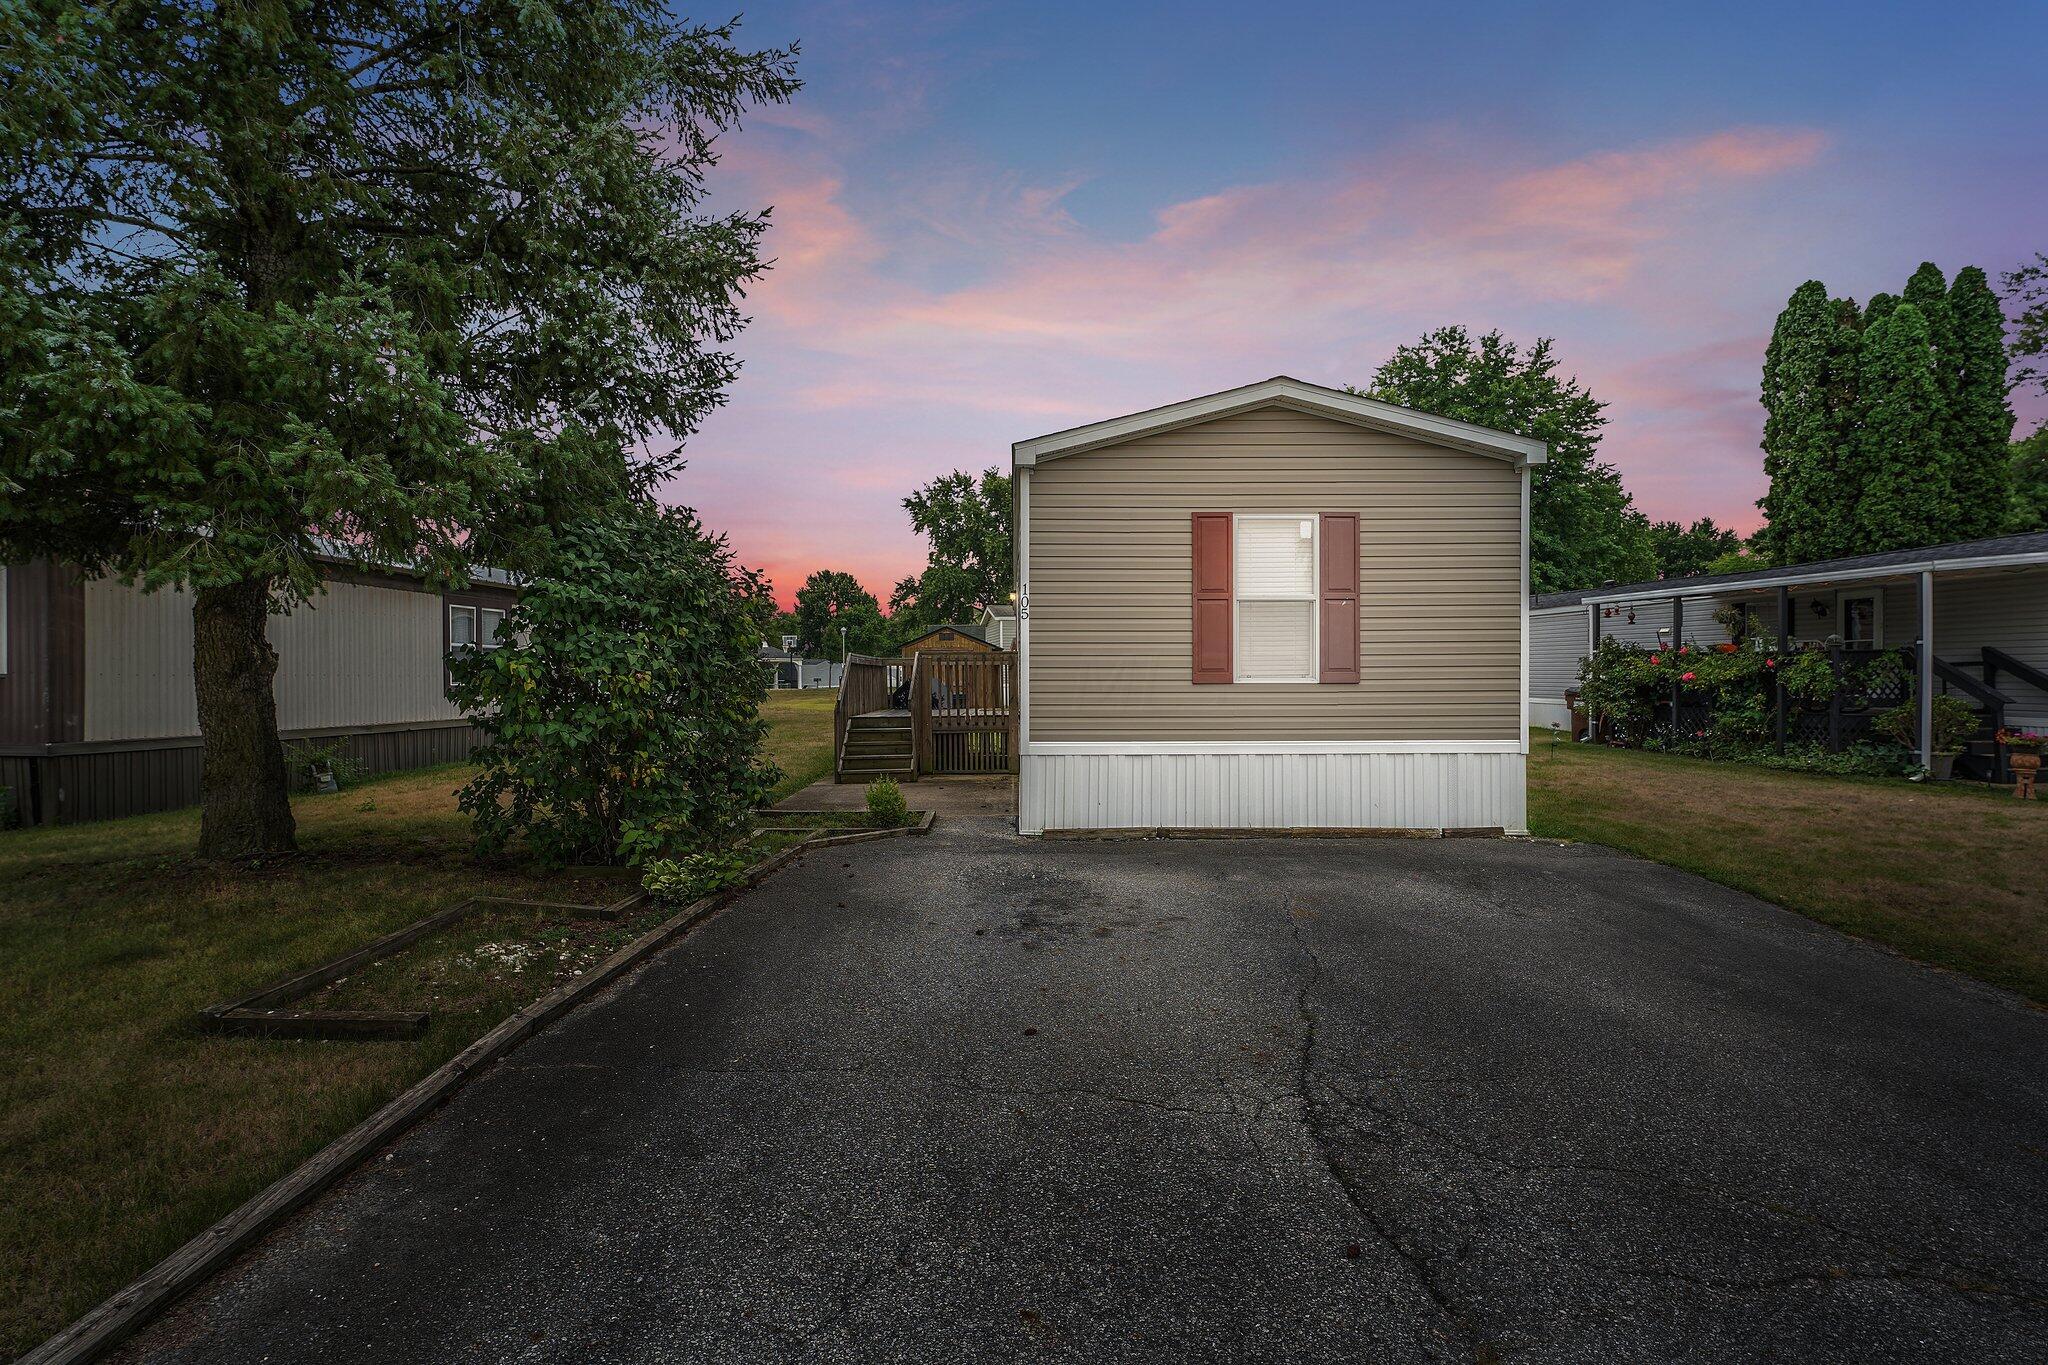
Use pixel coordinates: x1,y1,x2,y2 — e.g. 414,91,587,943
1529,699,1572,730
1019,749,1527,836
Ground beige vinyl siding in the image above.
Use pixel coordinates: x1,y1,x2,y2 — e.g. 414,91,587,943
1529,606,1589,699
1026,406,1522,741
84,578,463,741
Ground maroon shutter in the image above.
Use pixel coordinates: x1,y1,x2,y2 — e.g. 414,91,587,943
1319,513,1359,684
1191,513,1232,684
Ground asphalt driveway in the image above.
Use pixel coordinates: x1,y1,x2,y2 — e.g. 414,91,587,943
124,820,2048,1363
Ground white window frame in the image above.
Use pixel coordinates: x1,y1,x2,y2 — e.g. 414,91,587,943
1231,513,1320,684
1837,591,1884,649
448,603,477,652
479,606,507,649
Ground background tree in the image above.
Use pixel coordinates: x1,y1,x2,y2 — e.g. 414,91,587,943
2010,425,2048,533
1646,517,1741,579
2004,253,2048,398
792,570,889,657
0,5,796,858
889,467,1013,628
450,504,775,865
1360,327,1653,593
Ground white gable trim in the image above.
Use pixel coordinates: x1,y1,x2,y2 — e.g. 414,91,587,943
1011,376,1548,468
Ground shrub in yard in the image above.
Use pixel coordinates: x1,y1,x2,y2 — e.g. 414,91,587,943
865,776,910,827
641,847,752,903
451,503,777,865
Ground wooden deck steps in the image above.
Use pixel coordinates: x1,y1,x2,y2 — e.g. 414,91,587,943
837,712,914,782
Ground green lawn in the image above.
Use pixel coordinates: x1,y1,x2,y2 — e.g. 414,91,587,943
762,689,838,800
0,698,839,1357
1528,732,2048,1005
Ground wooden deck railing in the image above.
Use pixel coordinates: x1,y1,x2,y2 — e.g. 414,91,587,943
833,649,1018,778
920,651,1018,775
831,654,908,780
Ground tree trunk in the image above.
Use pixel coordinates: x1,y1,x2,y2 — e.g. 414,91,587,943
193,578,297,859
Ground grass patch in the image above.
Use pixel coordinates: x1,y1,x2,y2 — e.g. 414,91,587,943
1528,730,2048,1005
0,697,840,1357
762,690,838,801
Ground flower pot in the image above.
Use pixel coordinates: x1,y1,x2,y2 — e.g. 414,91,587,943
1929,752,1959,782
2011,749,2042,800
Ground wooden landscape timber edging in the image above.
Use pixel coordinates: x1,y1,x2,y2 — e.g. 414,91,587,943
196,889,646,1040
22,813,936,1365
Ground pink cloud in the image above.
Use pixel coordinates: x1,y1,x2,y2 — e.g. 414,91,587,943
673,124,1833,604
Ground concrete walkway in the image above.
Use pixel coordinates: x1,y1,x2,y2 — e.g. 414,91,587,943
121,823,2048,1362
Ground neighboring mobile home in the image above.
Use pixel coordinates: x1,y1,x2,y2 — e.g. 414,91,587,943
1011,376,1546,835
0,556,514,826
1527,530,2048,774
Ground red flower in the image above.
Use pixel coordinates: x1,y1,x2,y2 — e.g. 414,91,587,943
1648,654,1661,665
1765,658,1777,669
1681,671,1696,682
1678,646,1691,656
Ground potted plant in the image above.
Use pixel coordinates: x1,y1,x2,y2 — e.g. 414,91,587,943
1997,728,2044,799
1876,696,1979,779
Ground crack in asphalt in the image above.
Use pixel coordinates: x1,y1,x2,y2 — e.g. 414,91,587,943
1287,906,1487,1361
1281,912,2048,1335
1309,1064,2048,1308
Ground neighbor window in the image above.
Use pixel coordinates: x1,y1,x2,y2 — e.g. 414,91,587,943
479,607,506,649
449,604,477,650
1234,514,1318,682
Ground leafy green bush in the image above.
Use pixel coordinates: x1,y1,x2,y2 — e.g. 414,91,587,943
865,776,909,827
1776,648,1839,701
1875,694,1980,752
450,503,777,865
641,847,752,903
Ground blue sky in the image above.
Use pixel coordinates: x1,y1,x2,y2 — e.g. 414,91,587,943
665,1,2048,601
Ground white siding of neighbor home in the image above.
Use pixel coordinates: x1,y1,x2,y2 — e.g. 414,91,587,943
1529,606,1589,699
1934,569,2048,726
1025,406,1523,743
1533,567,2048,729
84,578,463,741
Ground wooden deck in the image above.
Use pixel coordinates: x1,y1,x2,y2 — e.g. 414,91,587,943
835,652,1017,779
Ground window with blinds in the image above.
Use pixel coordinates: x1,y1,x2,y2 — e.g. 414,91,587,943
1234,515,1318,681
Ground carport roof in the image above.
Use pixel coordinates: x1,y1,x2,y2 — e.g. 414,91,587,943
1531,529,2048,610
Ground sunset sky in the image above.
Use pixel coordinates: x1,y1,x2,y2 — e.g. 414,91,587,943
664,1,2048,608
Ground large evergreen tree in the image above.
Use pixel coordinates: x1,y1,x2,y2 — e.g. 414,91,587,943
0,4,796,858
1758,264,2015,560
1852,302,1953,549
1360,327,1653,594
1946,266,2016,537
1757,282,1862,561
